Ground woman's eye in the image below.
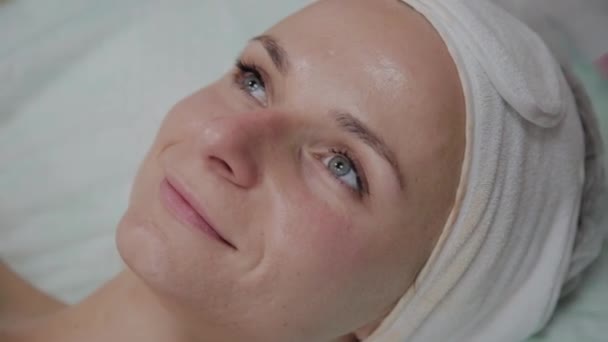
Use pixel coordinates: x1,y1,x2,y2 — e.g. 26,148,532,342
242,73,267,104
322,151,364,195
234,60,268,105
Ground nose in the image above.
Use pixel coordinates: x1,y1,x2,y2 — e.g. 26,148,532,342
198,111,287,188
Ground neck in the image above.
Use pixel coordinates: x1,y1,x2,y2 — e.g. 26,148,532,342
5,270,187,342
4,270,358,342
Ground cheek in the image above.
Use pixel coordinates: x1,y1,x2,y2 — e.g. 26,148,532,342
304,211,359,267
263,194,408,336
154,85,228,148
278,195,367,283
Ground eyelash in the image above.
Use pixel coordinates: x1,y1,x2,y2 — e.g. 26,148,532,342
328,148,368,198
233,59,267,101
233,58,369,198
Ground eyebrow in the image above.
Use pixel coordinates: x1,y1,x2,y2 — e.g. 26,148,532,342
252,34,290,75
331,111,405,190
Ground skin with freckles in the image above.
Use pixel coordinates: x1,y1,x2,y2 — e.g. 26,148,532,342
0,0,465,341
116,0,465,339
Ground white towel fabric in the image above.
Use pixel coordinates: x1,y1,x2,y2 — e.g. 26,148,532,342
366,1,607,341
490,0,608,79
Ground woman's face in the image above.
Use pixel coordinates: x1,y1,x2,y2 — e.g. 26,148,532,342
116,0,465,340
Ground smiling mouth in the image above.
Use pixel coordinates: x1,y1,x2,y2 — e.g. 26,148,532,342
159,177,236,249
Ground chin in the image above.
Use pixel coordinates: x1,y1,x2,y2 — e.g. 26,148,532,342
115,208,175,288
116,203,241,309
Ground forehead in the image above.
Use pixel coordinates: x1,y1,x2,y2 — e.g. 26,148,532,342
265,0,464,177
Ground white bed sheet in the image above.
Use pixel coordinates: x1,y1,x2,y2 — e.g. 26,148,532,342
0,0,606,340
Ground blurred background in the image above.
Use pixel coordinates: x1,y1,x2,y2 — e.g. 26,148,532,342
0,0,606,340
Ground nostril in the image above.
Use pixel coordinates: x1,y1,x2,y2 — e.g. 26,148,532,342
209,156,233,175
204,146,257,188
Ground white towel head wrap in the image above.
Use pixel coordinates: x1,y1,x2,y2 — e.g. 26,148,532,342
364,0,608,341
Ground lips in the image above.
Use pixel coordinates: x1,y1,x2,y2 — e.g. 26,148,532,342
160,176,236,249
